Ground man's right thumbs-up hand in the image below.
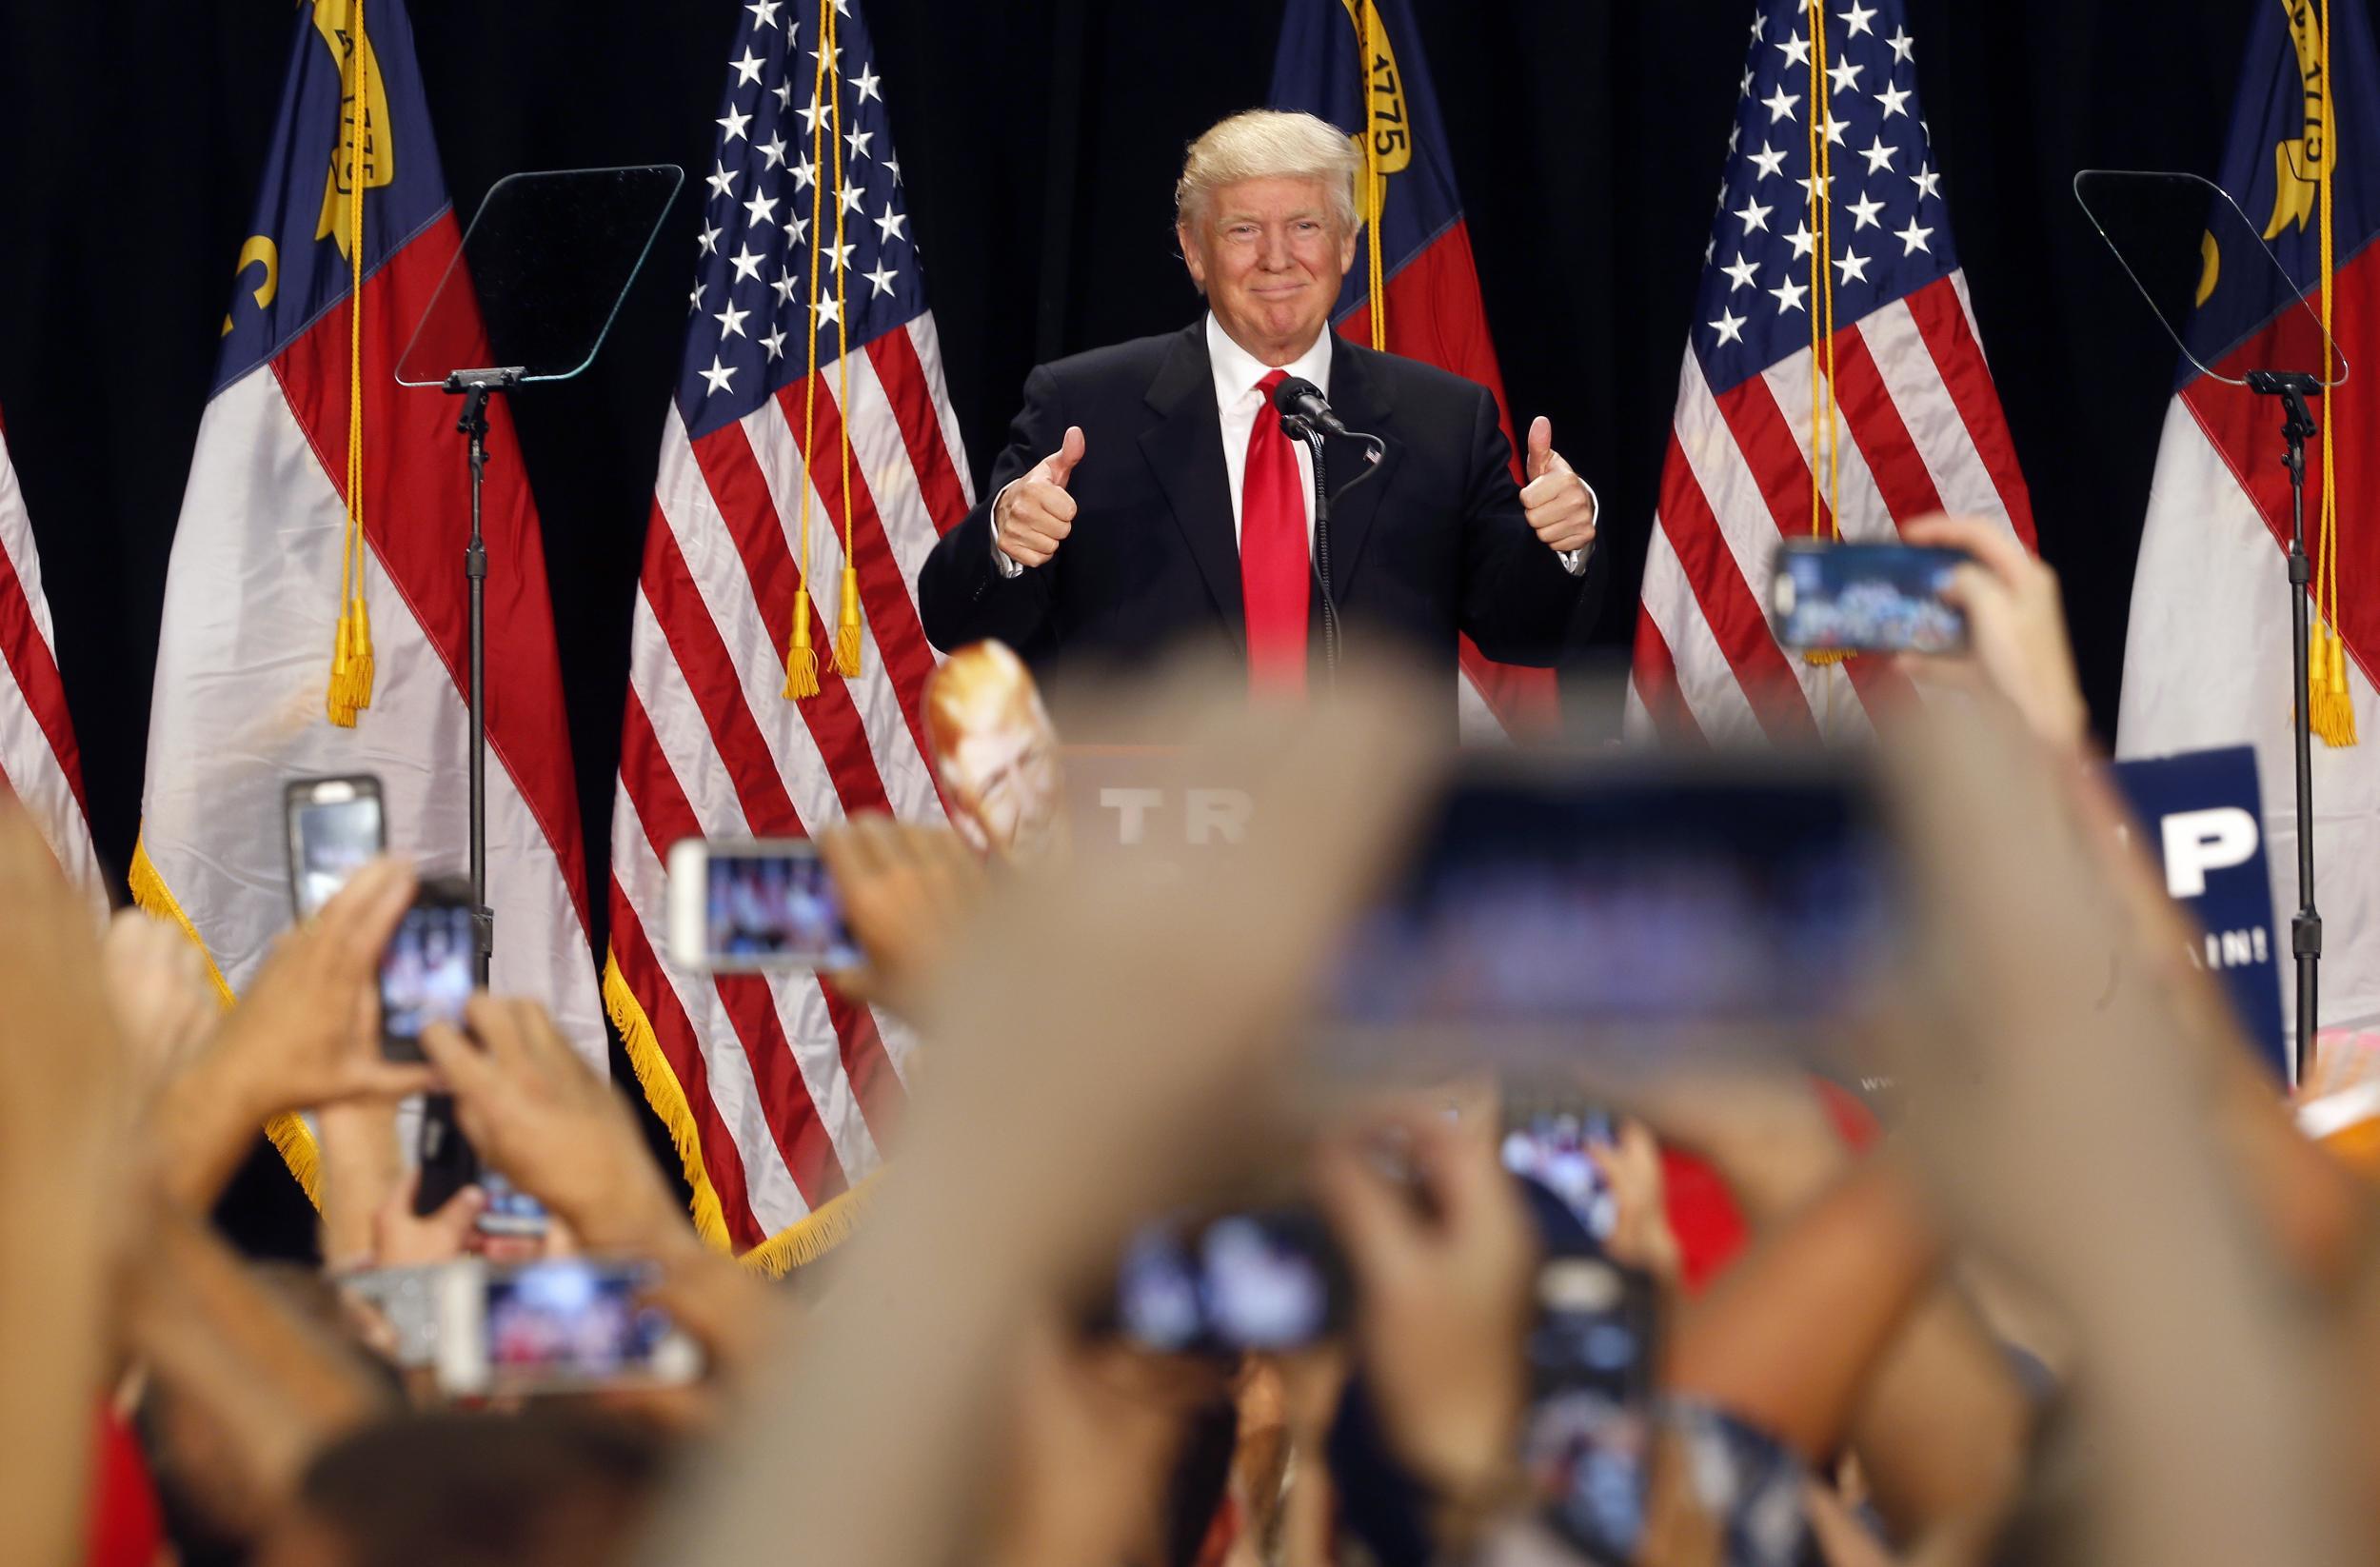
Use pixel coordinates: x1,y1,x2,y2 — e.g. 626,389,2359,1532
994,425,1085,569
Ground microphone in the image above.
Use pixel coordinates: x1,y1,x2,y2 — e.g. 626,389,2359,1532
1273,376,1355,440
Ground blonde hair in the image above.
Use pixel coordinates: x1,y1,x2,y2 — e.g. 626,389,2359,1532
924,641,1045,763
1175,109,1360,238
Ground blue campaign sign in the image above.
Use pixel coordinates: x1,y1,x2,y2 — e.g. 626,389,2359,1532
2111,747,2288,1079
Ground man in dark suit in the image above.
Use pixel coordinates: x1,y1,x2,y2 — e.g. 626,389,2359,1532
919,109,1601,707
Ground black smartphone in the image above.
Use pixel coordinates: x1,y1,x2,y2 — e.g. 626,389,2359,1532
1769,539,1970,655
1501,1102,1619,1241
414,1094,479,1220
1104,1209,1350,1357
1331,753,1902,1068
284,775,387,918
1524,1251,1664,1562
380,877,477,1063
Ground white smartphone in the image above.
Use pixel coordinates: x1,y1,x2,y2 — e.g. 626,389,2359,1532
664,837,860,972
432,1257,703,1398
285,775,387,918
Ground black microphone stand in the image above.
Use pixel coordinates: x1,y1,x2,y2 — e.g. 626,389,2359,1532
415,366,521,1214
443,366,523,987
2243,368,2324,1080
1281,414,1385,691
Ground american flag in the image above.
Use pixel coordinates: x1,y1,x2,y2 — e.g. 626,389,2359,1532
0,410,103,915
605,0,971,1265
1627,0,2034,744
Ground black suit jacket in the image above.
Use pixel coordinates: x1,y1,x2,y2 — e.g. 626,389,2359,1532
918,323,1601,691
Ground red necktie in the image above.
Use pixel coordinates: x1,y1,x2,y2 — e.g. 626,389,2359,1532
1240,368,1308,694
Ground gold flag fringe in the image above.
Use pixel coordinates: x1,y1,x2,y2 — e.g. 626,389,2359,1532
604,952,734,1253
605,953,882,1273
128,839,324,1204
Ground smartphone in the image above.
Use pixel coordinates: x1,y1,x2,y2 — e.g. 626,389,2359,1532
1529,1252,1659,1408
664,838,860,972
331,1259,698,1397
1331,754,1901,1065
475,1170,549,1240
415,1094,480,1219
1524,1252,1663,1562
380,877,478,1063
336,1262,446,1370
1501,1103,1619,1241
1105,1209,1350,1357
285,775,387,918
1769,540,1970,655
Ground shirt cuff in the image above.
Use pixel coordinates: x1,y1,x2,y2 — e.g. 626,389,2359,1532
990,477,1024,579
1557,480,1600,576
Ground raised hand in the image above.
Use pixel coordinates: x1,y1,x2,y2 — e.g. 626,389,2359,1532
207,858,435,1118
1519,415,1597,555
1894,512,2089,755
1587,1117,1684,1291
816,813,986,1013
994,426,1084,569
102,908,221,1117
0,804,123,1167
419,995,692,1258
1312,1104,1537,1517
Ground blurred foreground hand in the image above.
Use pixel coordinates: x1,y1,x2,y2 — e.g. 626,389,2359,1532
817,814,988,1014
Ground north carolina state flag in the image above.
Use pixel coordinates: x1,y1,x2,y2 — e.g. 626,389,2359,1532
2118,0,2380,1041
135,0,600,1187
1270,0,1564,741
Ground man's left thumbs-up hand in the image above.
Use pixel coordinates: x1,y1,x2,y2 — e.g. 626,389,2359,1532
1519,416,1597,556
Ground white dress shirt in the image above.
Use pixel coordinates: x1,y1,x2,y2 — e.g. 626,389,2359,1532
1206,312,1330,545
994,313,1591,578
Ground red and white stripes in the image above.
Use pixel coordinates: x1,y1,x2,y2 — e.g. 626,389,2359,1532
608,315,969,1259
0,411,103,914
1628,275,2033,745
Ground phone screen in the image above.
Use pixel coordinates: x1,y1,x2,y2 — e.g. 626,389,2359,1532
703,848,860,969
1771,543,1970,655
1113,1211,1342,1356
381,897,476,1058
292,793,385,917
1525,1254,1663,1563
1333,765,1898,1057
476,1171,548,1239
482,1260,689,1389
1502,1110,1618,1240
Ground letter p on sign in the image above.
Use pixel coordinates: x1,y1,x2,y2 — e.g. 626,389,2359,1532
2161,807,2260,898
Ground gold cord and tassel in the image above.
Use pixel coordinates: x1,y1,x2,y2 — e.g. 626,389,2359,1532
327,0,376,726
785,0,864,699
783,5,836,701
1802,0,1852,668
2311,0,2358,745
1357,5,1387,351
828,14,863,679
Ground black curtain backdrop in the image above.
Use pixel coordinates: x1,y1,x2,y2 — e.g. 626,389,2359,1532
0,0,2267,1247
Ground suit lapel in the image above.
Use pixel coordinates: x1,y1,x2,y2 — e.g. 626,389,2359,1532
1319,341,1402,602
1139,325,1244,638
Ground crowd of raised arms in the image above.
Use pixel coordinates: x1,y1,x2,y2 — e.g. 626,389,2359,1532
11,517,2380,1567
